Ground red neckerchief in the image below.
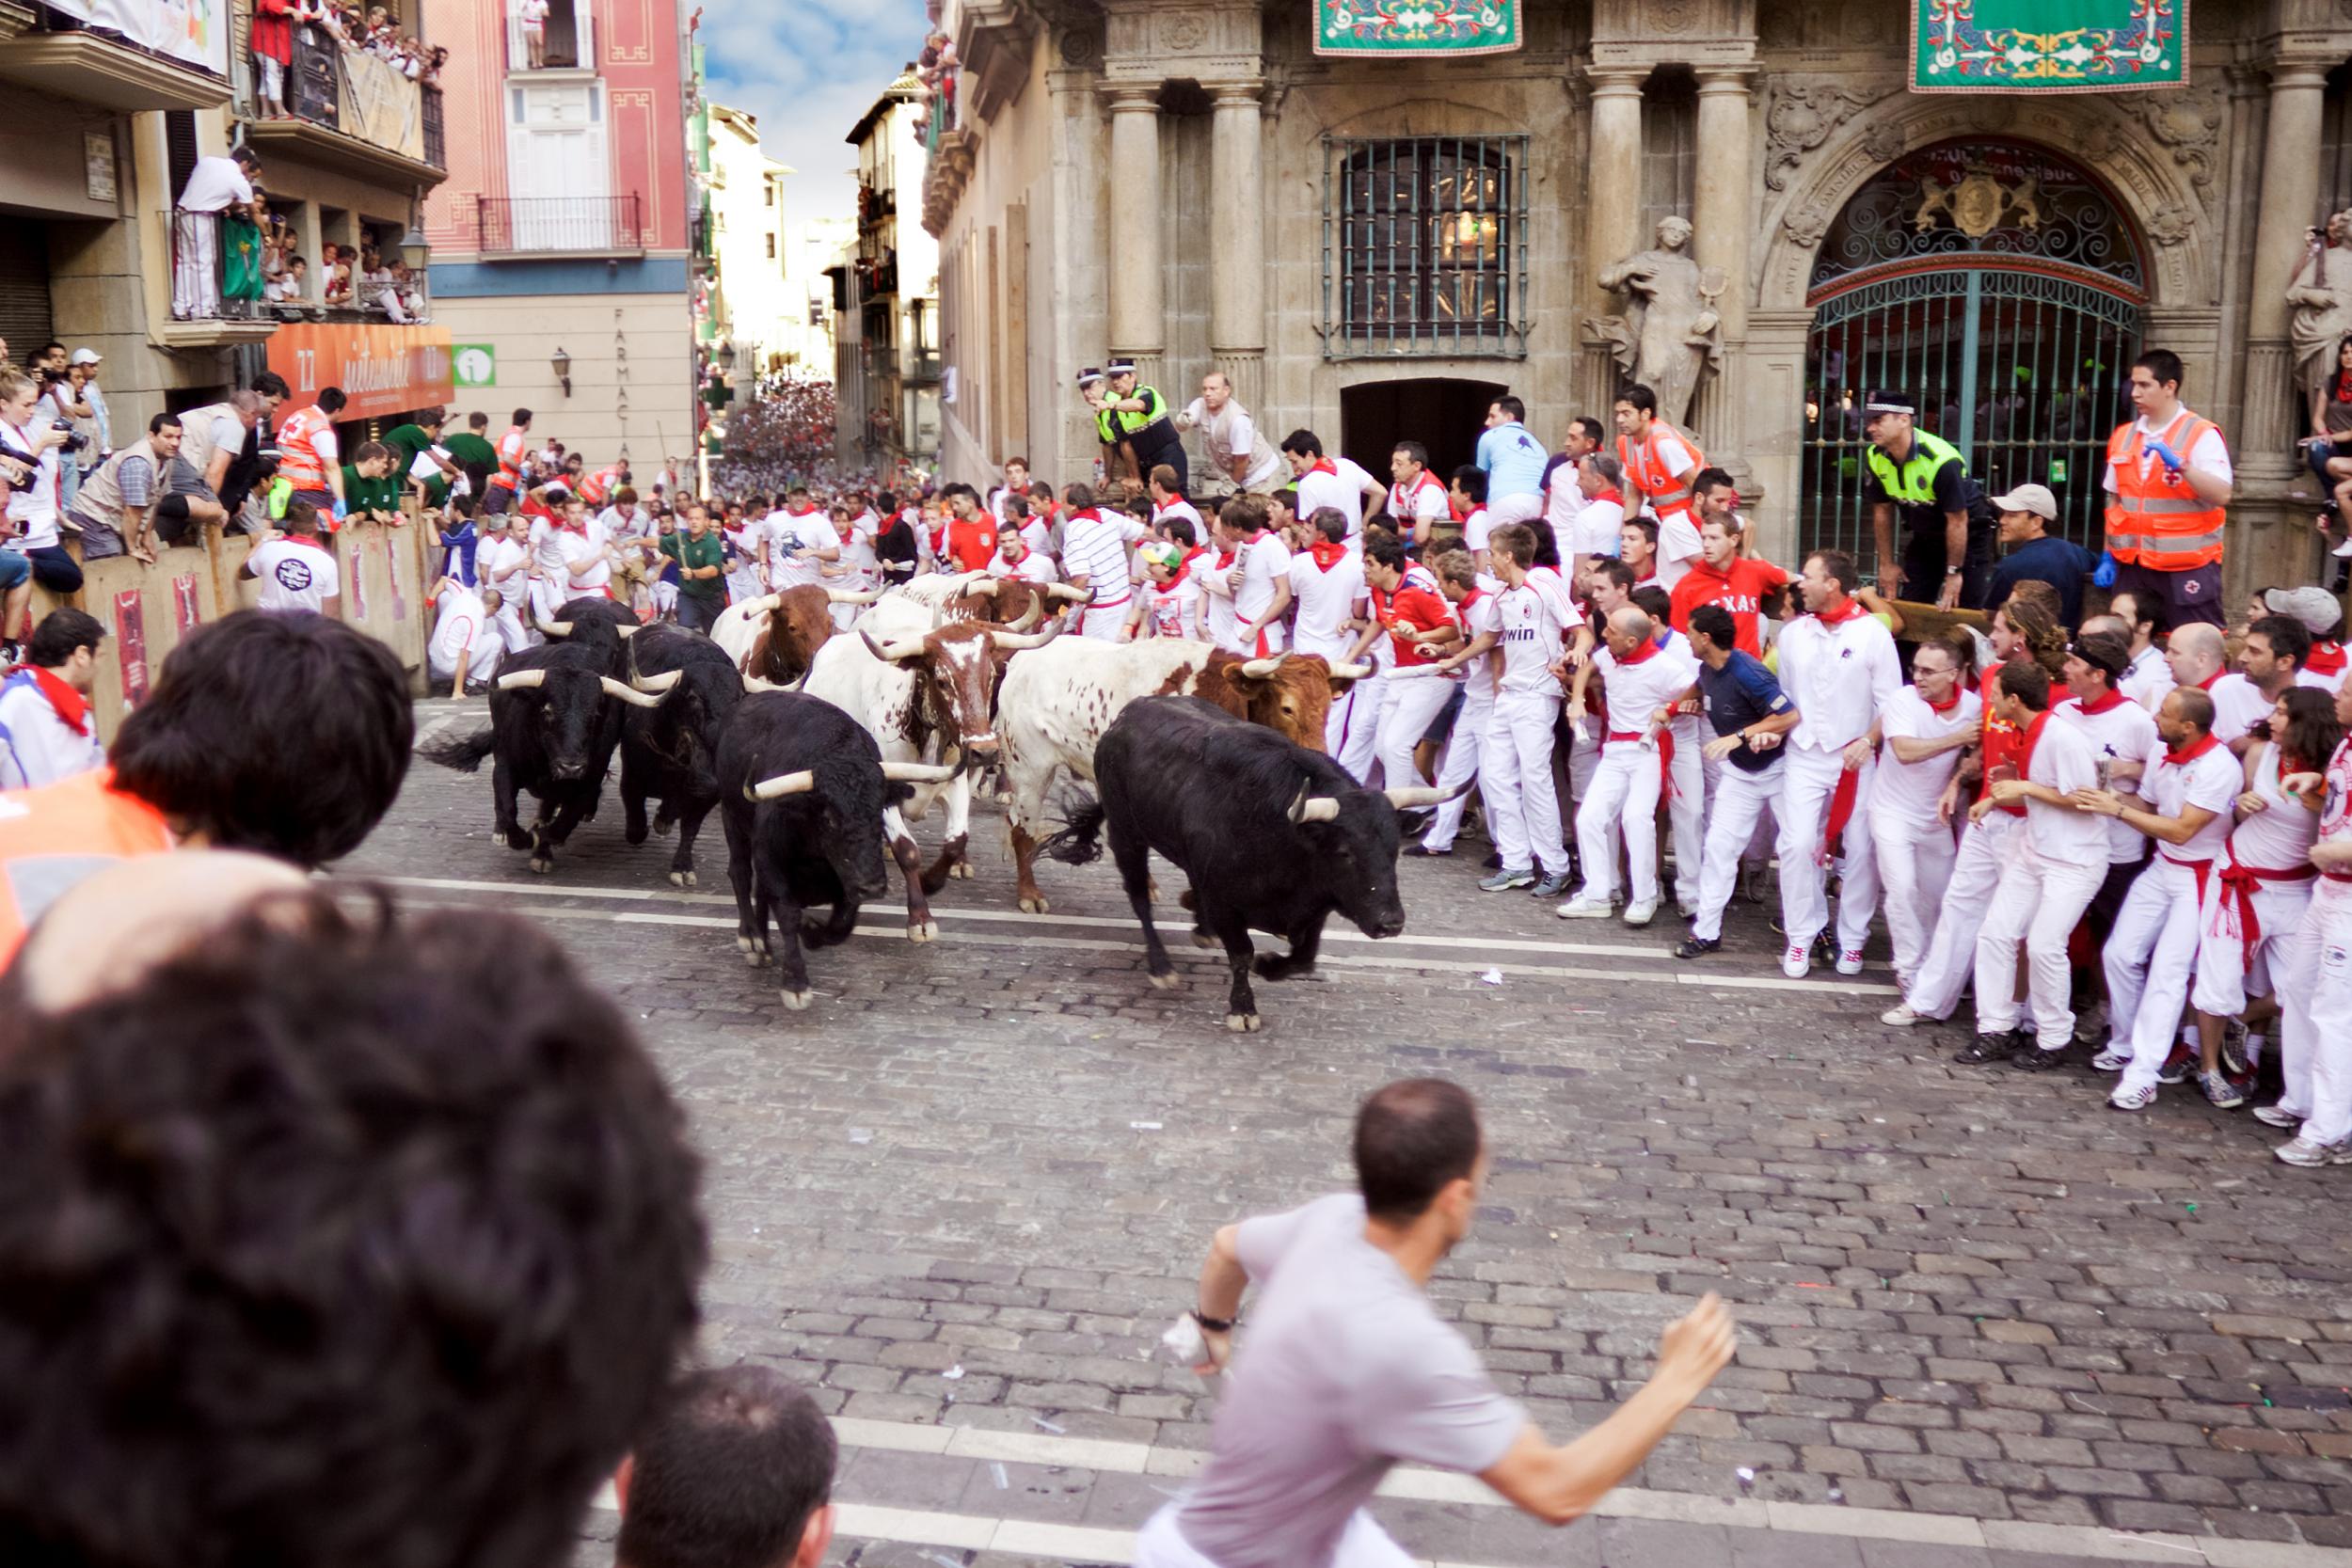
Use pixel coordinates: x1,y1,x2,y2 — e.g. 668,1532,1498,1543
1307,538,1348,571
1303,457,1337,478
1461,587,1489,615
1216,528,1265,572
1180,545,1207,570
2308,640,2347,676
287,533,331,552
20,664,90,736
2195,668,2221,690
1616,637,1659,666
1157,558,1191,590
2166,732,2223,767
787,505,818,519
2076,689,2128,716
1594,486,1625,507
1814,595,1867,626
1926,689,1962,715
2017,709,2052,777
2334,371,2351,404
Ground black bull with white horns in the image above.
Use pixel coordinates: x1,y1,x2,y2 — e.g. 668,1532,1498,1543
714,689,961,1010
1042,695,1462,1032
420,640,684,876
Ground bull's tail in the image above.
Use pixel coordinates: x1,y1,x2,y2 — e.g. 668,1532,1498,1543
419,726,498,774
1037,788,1107,866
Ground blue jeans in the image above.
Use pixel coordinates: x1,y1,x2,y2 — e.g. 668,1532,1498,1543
0,549,27,591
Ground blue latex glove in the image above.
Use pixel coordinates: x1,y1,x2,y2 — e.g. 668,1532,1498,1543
2093,550,2119,589
2143,437,2185,476
331,498,348,522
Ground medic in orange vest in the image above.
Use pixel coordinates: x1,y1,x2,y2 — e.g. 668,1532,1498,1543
485,407,532,515
276,386,350,528
2099,349,2233,630
574,463,627,510
1611,382,1707,532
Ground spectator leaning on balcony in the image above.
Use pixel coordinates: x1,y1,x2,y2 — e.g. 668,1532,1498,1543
252,0,294,115
172,149,259,322
66,412,198,566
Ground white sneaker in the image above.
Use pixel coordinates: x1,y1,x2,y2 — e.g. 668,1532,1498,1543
1880,1003,1927,1026
2090,1048,2130,1072
2276,1134,2352,1166
1555,893,1613,919
2334,534,2352,558
2252,1102,2303,1130
2108,1083,2159,1113
1623,896,1660,927
1781,942,1811,979
1836,946,1865,975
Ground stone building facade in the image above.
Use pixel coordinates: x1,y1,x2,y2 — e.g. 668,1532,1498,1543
923,0,2352,600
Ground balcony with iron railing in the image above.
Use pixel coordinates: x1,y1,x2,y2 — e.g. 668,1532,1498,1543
475,194,648,259
241,24,446,185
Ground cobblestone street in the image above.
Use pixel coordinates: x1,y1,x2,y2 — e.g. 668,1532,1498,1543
346,700,2352,1568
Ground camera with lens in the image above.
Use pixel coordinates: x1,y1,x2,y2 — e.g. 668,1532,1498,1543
55,426,88,454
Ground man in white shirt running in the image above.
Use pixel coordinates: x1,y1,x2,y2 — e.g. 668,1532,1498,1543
1138,1078,1735,1568
0,608,105,789
1060,483,1150,641
1282,431,1385,546
1558,606,1699,926
1288,508,1372,759
1479,523,1579,897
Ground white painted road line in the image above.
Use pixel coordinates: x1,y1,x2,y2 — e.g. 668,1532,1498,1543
395,892,1900,997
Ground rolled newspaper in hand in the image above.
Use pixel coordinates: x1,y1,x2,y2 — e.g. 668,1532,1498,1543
1158,1312,1207,1368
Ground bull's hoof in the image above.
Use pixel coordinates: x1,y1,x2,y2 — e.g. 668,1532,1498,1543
1147,970,1180,990
669,869,697,889
528,853,554,875
736,934,754,953
1018,893,1050,914
653,812,676,837
1225,1012,1262,1033
625,820,649,846
907,919,939,942
1190,928,1217,949
779,988,813,1011
501,828,532,850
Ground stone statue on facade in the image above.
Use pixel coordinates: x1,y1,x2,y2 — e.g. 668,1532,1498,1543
1592,216,1724,428
2287,210,2352,404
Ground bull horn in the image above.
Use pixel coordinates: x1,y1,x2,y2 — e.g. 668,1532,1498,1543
598,675,670,709
1238,653,1290,678
991,621,1062,652
744,593,784,615
746,769,817,800
881,760,960,784
1327,660,1374,680
961,576,1003,597
631,669,685,694
1045,582,1092,603
1003,596,1042,633
1287,785,1342,825
827,586,882,605
533,615,573,637
741,673,788,693
1382,779,1471,811
860,629,929,663
613,623,640,640
494,669,548,691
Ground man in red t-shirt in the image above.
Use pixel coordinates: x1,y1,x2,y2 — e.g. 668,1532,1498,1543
940,484,999,574
1668,515,1789,657
1361,531,1460,792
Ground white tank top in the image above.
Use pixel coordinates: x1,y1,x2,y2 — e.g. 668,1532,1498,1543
2231,741,2320,871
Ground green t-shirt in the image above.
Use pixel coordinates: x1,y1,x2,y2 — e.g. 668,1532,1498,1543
342,464,403,519
383,423,448,502
662,530,726,601
444,431,497,489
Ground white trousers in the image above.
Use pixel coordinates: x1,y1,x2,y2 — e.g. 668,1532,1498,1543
1482,689,1568,878
1661,716,1705,905
2274,888,2352,1145
1577,741,1665,904
171,211,219,320
1134,1504,1412,1568
1375,673,1456,791
1905,813,2018,1020
1974,842,2104,1041
1422,689,1494,850
1692,764,1781,942
1334,673,1386,784
1872,810,1960,985
1776,746,1881,956
1485,491,1543,527
1080,600,1130,641
2105,859,2208,1093
2190,872,2313,1019
490,599,529,656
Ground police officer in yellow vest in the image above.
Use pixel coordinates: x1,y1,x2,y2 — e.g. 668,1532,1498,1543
1861,390,1995,612
1082,359,1187,493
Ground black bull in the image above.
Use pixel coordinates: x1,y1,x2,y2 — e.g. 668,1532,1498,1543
714,690,957,1011
1042,695,1458,1032
618,626,744,888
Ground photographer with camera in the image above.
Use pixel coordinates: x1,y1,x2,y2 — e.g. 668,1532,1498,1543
65,412,193,566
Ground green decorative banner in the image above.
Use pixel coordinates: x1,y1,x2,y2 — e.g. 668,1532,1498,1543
1912,0,2186,93
1315,0,1519,58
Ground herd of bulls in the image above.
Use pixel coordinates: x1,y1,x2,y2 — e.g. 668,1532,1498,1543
421,578,1463,1027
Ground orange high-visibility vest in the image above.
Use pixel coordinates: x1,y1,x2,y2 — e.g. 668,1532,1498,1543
489,426,528,494
2104,410,2225,571
1617,420,1707,524
0,768,175,967
276,406,336,490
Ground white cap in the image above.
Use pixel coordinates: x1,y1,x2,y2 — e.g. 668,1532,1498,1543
68,348,101,366
1990,483,2058,521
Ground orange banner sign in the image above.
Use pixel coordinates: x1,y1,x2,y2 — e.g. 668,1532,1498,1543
267,322,454,423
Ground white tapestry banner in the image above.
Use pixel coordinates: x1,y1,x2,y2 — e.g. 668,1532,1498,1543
45,0,230,77
337,45,422,161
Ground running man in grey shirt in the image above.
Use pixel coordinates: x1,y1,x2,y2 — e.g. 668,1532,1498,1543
1139,1079,1737,1568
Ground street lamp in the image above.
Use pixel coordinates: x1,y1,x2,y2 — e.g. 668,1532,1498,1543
550,346,572,397
715,339,737,373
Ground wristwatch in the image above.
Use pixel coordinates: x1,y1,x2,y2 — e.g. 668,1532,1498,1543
1193,1309,1235,1334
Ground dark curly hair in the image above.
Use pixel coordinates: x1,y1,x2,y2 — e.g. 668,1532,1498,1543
109,610,413,866
0,889,707,1568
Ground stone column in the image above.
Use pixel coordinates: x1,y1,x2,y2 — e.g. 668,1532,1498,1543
2240,62,2329,464
1692,68,1754,343
1104,83,1166,394
1580,67,1646,413
1207,81,1266,414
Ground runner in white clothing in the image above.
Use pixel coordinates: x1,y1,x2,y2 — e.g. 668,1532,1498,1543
1288,509,1374,759
2263,682,2352,1166
1868,636,1982,988
1281,431,1386,546
1558,607,1700,925
1385,443,1454,550
1200,495,1293,657
2076,686,2241,1107
1361,533,1462,793
1059,483,1149,641
1413,551,1502,857
1476,523,1578,895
